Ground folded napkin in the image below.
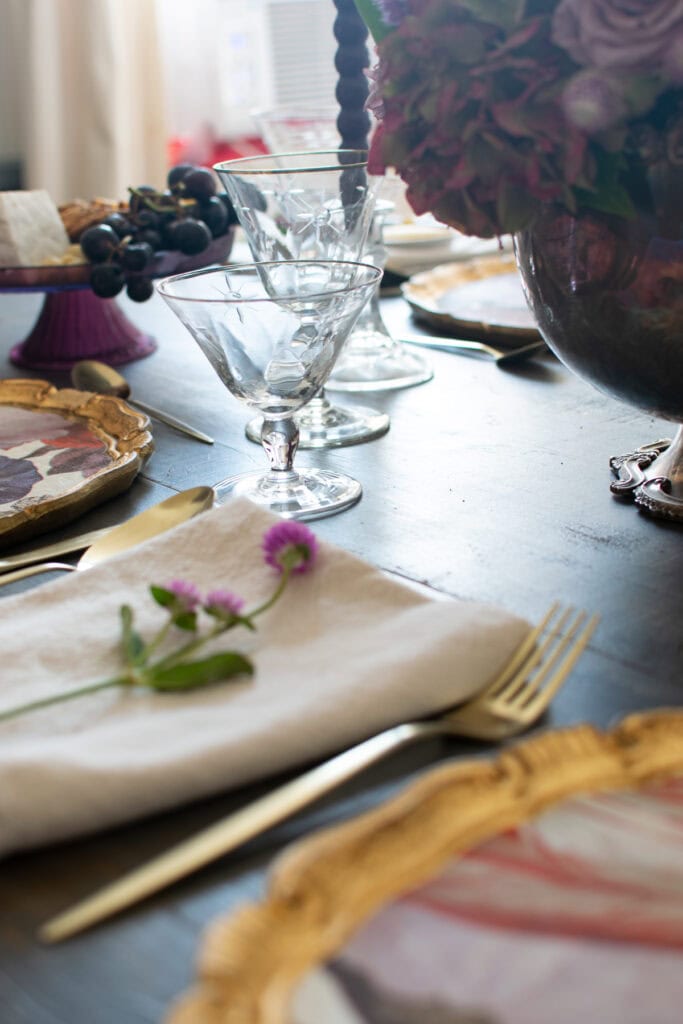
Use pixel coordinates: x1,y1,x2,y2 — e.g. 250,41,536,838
0,498,528,857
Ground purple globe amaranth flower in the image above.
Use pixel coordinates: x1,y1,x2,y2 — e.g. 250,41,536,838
552,0,683,83
166,579,202,613
204,589,245,619
561,69,628,133
262,521,318,575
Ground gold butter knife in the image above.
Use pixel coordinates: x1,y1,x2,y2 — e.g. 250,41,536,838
0,528,110,573
0,486,214,587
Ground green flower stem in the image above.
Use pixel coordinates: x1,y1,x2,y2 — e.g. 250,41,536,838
0,676,126,724
137,620,173,665
248,565,292,618
152,621,228,670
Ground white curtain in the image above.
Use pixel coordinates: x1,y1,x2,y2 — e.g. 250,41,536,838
11,0,167,204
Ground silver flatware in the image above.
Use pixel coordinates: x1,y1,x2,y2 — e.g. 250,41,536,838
71,361,214,445
0,486,215,587
402,334,547,367
38,604,597,943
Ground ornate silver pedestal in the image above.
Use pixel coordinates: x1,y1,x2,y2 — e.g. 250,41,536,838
610,429,683,520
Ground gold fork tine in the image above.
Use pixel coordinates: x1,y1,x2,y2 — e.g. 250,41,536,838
491,607,583,710
483,610,598,722
473,601,561,701
514,612,599,722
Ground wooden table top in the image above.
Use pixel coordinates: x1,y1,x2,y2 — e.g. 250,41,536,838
1,285,681,1023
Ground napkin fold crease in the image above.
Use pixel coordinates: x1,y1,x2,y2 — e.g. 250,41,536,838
0,498,528,858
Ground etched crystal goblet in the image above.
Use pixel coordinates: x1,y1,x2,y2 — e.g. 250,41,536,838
213,150,389,448
157,260,381,520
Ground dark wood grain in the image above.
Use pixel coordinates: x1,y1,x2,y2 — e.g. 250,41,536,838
0,285,681,1024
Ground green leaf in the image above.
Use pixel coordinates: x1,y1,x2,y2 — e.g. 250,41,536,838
172,611,198,632
456,0,522,32
119,604,145,666
147,652,254,692
150,584,175,608
352,0,393,43
496,179,538,234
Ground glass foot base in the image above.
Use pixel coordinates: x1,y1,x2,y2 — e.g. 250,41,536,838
213,468,362,521
327,334,433,392
246,402,390,449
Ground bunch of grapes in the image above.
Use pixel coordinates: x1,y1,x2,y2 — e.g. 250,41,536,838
80,164,239,302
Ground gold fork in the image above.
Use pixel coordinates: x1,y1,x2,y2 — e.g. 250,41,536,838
40,603,597,944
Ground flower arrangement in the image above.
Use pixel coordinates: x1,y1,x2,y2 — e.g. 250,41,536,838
355,1,683,238
0,521,318,723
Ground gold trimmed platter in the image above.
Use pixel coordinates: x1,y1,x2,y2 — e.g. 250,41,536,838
402,253,540,343
165,709,683,1024
0,379,153,547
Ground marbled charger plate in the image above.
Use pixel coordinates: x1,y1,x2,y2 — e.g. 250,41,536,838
402,254,540,343
167,709,683,1024
0,379,153,547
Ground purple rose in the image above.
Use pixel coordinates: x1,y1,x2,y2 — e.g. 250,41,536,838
553,0,683,82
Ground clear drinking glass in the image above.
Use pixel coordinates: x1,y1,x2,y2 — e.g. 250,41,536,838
248,112,432,392
213,150,389,448
157,260,381,520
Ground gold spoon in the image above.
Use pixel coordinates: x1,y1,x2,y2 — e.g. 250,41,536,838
71,361,214,444
0,486,214,587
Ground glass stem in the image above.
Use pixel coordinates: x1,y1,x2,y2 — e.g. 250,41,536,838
261,417,299,480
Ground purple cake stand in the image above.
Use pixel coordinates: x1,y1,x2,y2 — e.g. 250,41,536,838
1,229,235,372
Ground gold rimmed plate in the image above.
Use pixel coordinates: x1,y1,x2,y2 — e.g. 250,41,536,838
402,253,540,343
0,379,153,547
167,710,683,1023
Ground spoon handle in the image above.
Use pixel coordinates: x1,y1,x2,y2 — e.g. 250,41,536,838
0,562,76,587
130,399,214,445
401,335,497,358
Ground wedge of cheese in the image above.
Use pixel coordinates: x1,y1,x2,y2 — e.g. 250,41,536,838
0,190,70,267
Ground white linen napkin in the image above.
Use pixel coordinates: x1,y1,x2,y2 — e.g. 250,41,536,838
0,498,528,858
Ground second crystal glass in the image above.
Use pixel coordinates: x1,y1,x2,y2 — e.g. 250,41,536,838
213,150,389,448
157,260,381,520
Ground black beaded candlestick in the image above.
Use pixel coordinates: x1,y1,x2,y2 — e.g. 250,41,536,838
333,0,371,152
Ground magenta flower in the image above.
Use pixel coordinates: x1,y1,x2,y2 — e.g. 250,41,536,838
262,521,318,575
166,579,202,613
204,589,245,619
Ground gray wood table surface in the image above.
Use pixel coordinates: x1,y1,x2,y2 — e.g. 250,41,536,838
1,286,681,1024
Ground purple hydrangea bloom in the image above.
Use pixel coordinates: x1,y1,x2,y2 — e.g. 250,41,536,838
262,521,318,575
205,589,245,618
166,579,202,612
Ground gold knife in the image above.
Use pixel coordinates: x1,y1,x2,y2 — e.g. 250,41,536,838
0,527,111,573
0,486,214,587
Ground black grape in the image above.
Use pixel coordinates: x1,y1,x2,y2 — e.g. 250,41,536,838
126,276,154,302
80,224,119,262
90,263,125,298
171,218,212,255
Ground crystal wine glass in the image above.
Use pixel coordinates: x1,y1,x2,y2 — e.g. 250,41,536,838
157,260,382,520
326,198,433,391
213,150,389,448
248,111,432,392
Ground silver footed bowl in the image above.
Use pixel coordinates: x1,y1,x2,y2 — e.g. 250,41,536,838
515,203,683,520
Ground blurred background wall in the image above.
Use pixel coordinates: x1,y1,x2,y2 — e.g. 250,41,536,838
0,0,338,202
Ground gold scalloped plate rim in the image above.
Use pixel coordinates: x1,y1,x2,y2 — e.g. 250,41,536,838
165,709,683,1024
402,253,540,343
0,378,153,548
